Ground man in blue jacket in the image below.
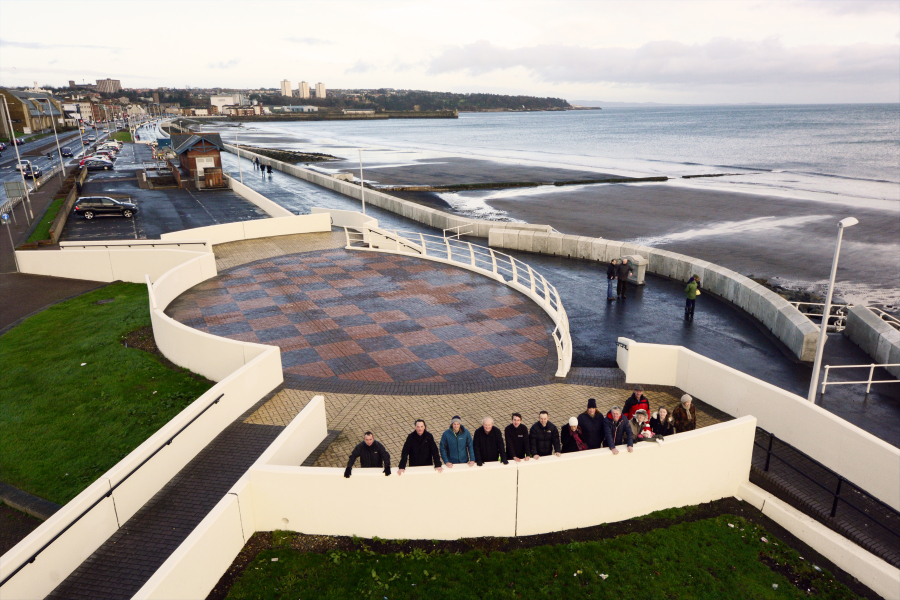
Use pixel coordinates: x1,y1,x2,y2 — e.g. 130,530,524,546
604,406,634,455
440,415,475,468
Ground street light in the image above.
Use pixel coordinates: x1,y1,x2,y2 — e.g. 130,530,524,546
1,95,34,223
358,148,366,214
35,98,65,185
807,216,859,403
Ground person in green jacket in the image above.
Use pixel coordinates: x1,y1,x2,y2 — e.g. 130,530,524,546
685,275,700,321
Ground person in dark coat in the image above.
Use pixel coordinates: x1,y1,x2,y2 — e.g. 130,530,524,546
650,406,675,437
673,394,697,433
606,259,618,301
266,164,273,174
505,413,531,462
344,432,391,477
577,398,606,449
616,258,633,298
473,417,508,466
604,406,634,455
623,386,650,420
398,419,443,474
529,411,561,458
561,417,589,453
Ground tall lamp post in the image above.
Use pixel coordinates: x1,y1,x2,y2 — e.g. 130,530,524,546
2,95,34,223
36,98,65,184
807,216,859,403
358,149,366,214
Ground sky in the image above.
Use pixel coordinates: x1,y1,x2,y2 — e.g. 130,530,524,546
0,0,898,104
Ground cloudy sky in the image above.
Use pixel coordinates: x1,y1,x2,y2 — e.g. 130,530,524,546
1,0,898,103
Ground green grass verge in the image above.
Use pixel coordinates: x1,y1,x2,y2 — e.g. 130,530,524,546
111,131,133,143
0,283,213,504
227,516,858,600
26,197,65,243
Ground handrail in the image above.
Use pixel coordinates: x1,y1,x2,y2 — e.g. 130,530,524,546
343,225,572,377
0,393,224,588
821,363,900,394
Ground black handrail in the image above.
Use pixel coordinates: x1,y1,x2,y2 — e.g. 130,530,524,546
753,434,900,541
0,393,223,588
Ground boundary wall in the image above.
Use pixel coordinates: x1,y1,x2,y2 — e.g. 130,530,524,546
489,229,818,362
739,482,900,600
615,337,900,511
222,144,817,362
844,306,900,378
134,398,757,600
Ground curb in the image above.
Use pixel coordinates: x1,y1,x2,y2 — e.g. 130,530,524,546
0,481,61,521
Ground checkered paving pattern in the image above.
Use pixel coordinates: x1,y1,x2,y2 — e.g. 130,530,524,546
167,249,556,384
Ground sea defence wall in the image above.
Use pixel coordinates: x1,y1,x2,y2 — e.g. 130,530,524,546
844,306,900,378
223,145,819,362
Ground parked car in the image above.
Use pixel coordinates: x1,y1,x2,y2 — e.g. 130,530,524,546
94,150,117,161
60,146,73,157
0,142,6,151
82,158,114,171
74,196,137,219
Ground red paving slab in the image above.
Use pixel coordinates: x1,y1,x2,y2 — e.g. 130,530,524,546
166,249,557,385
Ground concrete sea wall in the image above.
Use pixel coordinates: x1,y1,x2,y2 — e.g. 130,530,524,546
844,306,900,378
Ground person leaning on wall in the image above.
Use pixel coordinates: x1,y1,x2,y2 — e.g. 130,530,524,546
398,419,443,475
344,431,391,478
577,398,606,450
505,413,531,463
473,417,508,466
629,409,654,442
673,395,697,433
561,417,589,453
650,406,675,437
604,405,634,454
530,411,561,458
440,415,475,468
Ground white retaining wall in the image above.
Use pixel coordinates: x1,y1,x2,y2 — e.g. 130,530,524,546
160,212,331,247
227,175,294,218
489,229,819,362
310,206,377,229
616,337,900,510
845,306,900,378
14,247,211,283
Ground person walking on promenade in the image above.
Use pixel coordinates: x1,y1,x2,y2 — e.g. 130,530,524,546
505,413,531,462
607,259,619,301
622,385,650,420
604,406,634,455
561,417,589,453
344,432,391,478
440,416,475,468
398,419,443,475
266,164,273,175
473,417,508,466
616,258,634,299
673,395,697,433
685,275,700,321
530,411,561,458
650,406,675,437
253,157,259,170
577,398,606,449
629,409,654,441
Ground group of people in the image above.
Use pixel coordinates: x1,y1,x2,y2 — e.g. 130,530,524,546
605,259,703,321
343,386,698,477
253,157,273,174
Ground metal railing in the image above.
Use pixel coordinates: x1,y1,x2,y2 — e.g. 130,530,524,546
821,363,900,394
753,428,900,566
0,393,224,588
790,302,900,332
343,225,572,377
869,307,900,330
443,224,474,239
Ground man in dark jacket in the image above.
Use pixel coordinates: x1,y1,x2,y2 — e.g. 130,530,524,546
398,419,443,474
577,398,606,449
616,258,633,298
344,432,391,477
604,406,634,455
622,385,650,420
473,417,508,466
606,259,618,301
530,411,561,458
505,413,531,462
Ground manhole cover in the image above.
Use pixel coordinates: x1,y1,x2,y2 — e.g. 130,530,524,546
94,298,115,305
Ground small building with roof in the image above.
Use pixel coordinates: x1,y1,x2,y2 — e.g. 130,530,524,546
169,132,225,188
0,88,65,135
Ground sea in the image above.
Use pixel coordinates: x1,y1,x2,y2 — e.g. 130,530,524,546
228,104,900,213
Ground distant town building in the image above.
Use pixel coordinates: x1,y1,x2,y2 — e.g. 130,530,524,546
152,92,160,103
299,81,310,99
315,82,326,99
280,80,292,97
96,79,122,94
69,80,76,88
341,109,375,115
0,88,65,134
271,105,318,113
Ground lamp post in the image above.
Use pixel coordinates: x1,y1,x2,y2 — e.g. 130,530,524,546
235,130,243,183
358,148,366,214
2,95,33,223
807,217,859,403
36,98,65,184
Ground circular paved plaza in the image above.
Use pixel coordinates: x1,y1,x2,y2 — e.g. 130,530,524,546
167,247,558,387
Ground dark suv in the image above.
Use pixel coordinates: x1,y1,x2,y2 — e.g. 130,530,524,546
74,196,138,219
61,146,73,157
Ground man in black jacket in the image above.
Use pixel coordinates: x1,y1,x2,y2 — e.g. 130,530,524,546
473,417,508,466
530,411,561,459
505,413,531,462
616,258,634,299
398,419,443,475
344,432,391,478
604,406,634,455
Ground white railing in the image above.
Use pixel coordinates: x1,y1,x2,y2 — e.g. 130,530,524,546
868,307,900,330
344,225,572,377
790,302,900,332
821,363,900,394
443,224,474,239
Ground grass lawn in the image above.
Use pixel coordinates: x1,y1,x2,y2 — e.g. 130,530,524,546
0,283,213,504
26,197,65,242
225,515,859,600
111,131,133,143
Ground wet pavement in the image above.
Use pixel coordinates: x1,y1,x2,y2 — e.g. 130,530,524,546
217,150,900,446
